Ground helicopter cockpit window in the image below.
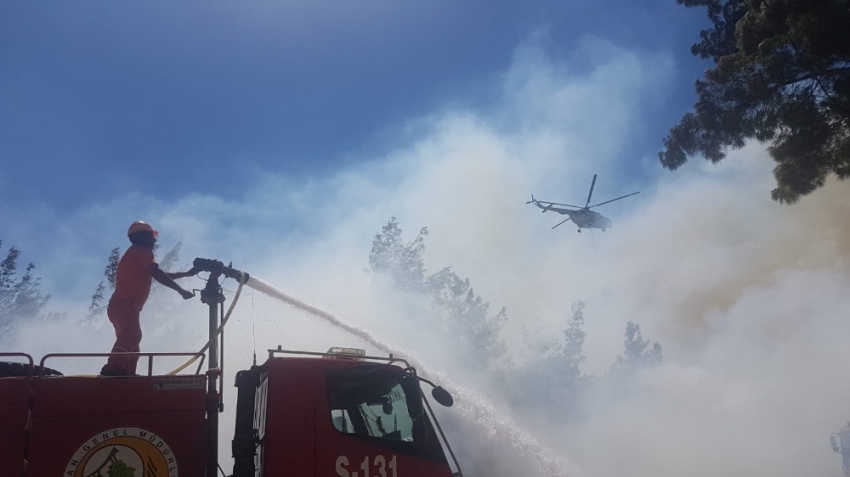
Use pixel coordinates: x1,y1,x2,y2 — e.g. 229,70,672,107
326,366,417,443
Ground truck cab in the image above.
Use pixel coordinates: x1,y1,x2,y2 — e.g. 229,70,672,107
234,347,459,477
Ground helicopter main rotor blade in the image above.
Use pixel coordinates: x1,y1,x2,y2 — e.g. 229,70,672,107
551,217,572,229
588,191,640,208
537,201,583,208
585,174,597,208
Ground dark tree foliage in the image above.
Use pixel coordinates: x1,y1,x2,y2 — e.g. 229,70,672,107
368,218,508,364
104,247,120,290
526,302,589,390
610,321,663,374
0,240,51,332
89,282,106,314
510,302,590,421
662,0,850,203
426,267,509,360
368,217,428,292
85,247,121,322
562,301,588,372
84,282,107,323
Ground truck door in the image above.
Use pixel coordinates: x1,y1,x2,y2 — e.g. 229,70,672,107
257,361,316,476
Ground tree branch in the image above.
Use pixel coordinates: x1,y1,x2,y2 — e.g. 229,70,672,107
771,67,850,89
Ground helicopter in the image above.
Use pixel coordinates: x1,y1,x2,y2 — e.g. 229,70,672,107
527,174,639,233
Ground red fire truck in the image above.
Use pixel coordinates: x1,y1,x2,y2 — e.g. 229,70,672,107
0,259,462,477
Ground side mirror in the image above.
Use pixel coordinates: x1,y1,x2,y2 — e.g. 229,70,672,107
431,386,454,407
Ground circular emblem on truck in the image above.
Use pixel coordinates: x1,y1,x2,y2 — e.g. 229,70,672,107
64,427,178,477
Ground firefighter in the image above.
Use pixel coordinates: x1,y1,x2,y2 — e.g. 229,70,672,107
100,221,197,376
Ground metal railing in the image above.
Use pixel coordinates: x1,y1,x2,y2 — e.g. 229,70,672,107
0,352,35,377
267,347,411,368
38,352,207,377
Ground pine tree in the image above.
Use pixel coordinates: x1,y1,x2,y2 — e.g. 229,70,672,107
0,241,51,333
368,218,509,364
368,217,428,291
83,247,120,323
104,247,119,290
610,321,663,374
83,282,107,323
661,0,850,203
426,267,508,361
562,301,587,370
509,301,590,421
520,318,560,360
0,241,20,291
89,282,106,314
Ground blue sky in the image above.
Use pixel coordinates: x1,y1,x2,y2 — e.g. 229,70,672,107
1,0,706,211
0,0,720,302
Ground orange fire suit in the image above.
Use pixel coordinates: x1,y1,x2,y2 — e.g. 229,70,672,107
101,244,156,375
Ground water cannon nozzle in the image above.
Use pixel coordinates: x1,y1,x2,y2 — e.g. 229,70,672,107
193,257,224,274
192,257,249,283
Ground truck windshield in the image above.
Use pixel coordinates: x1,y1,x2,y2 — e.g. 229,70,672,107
330,381,413,441
326,366,417,442
325,365,449,465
